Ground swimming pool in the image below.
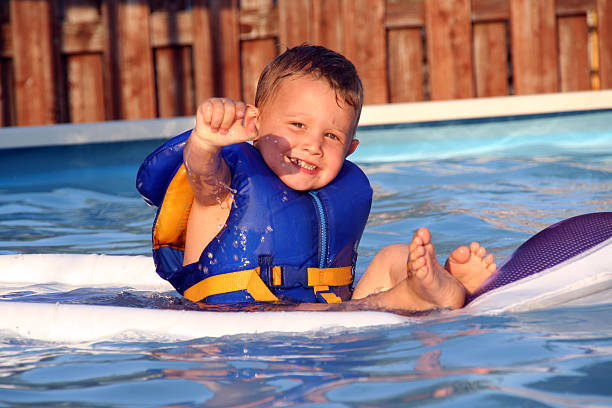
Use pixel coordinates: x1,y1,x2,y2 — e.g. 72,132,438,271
0,107,611,406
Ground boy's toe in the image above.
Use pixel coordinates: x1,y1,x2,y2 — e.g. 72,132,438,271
416,227,431,245
449,245,470,264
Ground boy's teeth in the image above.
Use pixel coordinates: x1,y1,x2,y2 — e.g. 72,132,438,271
290,157,316,171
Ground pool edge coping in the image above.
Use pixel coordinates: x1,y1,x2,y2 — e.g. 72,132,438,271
360,90,612,126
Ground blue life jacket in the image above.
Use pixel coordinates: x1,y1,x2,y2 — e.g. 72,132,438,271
137,130,372,304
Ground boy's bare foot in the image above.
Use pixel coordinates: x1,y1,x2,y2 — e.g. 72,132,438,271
296,228,495,313
444,242,497,294
405,228,466,310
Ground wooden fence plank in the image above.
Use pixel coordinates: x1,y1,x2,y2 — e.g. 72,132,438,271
473,22,509,97
509,0,558,94
101,1,118,120
10,0,57,125
209,0,241,99
386,0,424,28
387,28,424,102
598,0,612,88
108,0,156,119
63,0,103,56
558,15,590,91
343,0,388,104
62,21,104,54
64,1,106,124
556,0,596,15
312,0,344,52
156,47,195,117
67,54,106,123
471,0,509,22
150,4,195,117
239,0,275,106
239,0,277,41
156,47,178,117
424,0,474,100
241,39,277,105
278,0,312,48
150,10,193,47
192,0,215,103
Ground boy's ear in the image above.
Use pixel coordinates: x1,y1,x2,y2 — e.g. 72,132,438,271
243,104,260,140
345,139,359,157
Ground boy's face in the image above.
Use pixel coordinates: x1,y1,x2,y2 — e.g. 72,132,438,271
253,75,359,191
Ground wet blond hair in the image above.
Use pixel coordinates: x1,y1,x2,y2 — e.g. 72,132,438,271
254,44,364,132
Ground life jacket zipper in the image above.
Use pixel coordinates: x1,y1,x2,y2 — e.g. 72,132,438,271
309,190,328,268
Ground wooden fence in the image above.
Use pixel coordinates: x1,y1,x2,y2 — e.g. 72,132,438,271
0,0,610,127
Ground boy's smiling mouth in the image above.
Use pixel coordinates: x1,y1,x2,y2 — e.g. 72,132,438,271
289,157,317,171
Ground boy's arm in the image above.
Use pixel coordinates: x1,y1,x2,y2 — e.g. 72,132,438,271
183,135,232,206
183,98,258,265
184,98,254,205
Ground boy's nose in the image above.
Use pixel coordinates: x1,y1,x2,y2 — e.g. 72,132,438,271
300,131,323,156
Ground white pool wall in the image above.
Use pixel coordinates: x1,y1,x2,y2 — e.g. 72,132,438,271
0,90,610,149
361,90,612,126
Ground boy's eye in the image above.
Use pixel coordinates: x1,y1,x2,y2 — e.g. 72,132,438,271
325,133,339,141
292,122,305,129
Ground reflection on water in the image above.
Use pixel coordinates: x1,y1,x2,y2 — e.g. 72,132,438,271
2,305,610,407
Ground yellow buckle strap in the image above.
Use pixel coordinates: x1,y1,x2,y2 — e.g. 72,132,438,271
272,266,283,286
307,266,353,287
308,266,352,304
313,285,343,303
183,267,280,303
184,265,352,303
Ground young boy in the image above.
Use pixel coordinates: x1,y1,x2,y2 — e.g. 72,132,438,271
138,44,495,312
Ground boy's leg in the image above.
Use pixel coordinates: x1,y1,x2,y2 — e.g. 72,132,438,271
352,243,410,299
347,228,497,311
353,230,496,301
351,228,466,311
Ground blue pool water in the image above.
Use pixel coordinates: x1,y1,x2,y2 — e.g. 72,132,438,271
0,110,611,407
